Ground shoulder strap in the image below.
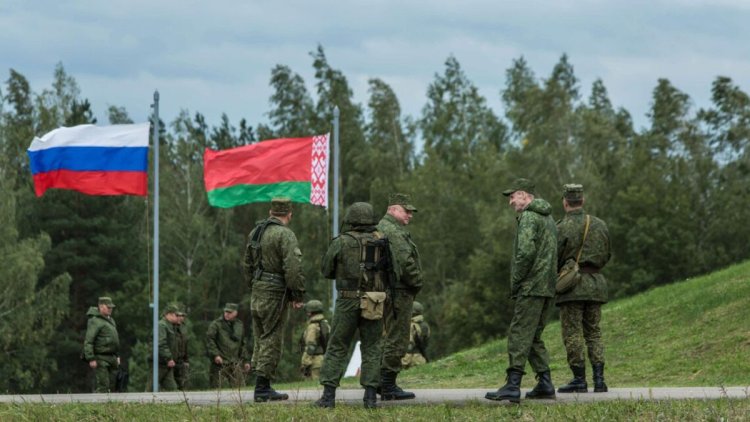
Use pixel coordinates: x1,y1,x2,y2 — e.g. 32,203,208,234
575,215,591,264
250,219,282,272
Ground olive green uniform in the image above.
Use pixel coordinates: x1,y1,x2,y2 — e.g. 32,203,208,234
401,314,430,369
205,316,251,388
299,313,329,379
157,318,178,391
243,216,305,381
506,198,557,374
556,208,611,367
377,213,423,374
83,307,120,393
173,322,190,390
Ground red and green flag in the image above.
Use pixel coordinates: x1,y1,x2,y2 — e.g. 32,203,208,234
203,134,329,208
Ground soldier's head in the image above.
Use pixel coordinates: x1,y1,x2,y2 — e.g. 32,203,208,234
223,303,239,321
164,303,180,323
344,202,377,227
562,183,584,210
387,193,417,226
502,178,536,213
269,197,293,223
412,301,424,316
98,297,115,317
304,300,324,316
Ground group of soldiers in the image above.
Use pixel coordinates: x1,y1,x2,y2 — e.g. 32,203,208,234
84,180,610,407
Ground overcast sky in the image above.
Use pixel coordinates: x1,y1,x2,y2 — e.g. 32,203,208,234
3,0,749,135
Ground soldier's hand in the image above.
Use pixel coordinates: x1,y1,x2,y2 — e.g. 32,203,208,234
89,360,97,369
214,356,223,365
167,359,176,368
116,356,121,366
243,363,251,372
292,301,304,309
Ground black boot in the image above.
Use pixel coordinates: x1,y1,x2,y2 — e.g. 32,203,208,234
525,370,556,399
315,385,336,408
592,363,608,392
557,366,587,393
380,369,416,401
485,369,523,403
254,376,289,402
363,386,378,409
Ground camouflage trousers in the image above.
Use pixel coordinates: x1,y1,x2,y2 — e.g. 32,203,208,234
250,287,287,380
401,353,426,369
173,361,190,390
381,290,415,374
158,365,177,391
209,361,246,389
507,295,553,374
300,353,324,379
92,356,118,393
320,297,383,388
560,301,605,367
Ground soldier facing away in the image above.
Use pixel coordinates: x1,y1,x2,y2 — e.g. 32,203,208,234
377,193,423,401
299,300,330,380
401,301,430,369
556,184,612,393
83,297,121,393
486,179,557,403
243,197,305,402
205,303,252,389
316,202,390,409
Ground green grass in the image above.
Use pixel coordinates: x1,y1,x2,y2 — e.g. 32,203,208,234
1,399,749,421
284,260,750,390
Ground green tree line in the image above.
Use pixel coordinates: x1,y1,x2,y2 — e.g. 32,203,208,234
1,46,748,393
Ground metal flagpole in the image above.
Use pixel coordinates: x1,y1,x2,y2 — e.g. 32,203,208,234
331,106,340,312
151,91,160,392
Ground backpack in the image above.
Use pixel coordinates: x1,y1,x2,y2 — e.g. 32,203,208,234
342,230,389,292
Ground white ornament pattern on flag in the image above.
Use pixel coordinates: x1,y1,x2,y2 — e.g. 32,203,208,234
310,133,329,208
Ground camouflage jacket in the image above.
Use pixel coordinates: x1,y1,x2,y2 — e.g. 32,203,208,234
243,217,305,301
83,307,120,360
158,318,178,364
205,317,250,364
377,214,423,294
299,313,329,356
510,198,557,299
556,208,611,305
175,323,189,363
321,226,390,292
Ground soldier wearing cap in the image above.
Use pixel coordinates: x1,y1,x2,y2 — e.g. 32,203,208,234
156,303,181,391
556,184,612,394
243,196,305,402
205,302,252,388
173,305,190,390
376,193,423,401
83,296,121,393
299,300,330,380
486,178,557,403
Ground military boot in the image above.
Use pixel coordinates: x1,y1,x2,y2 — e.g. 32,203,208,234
254,376,289,402
592,363,608,392
363,386,378,409
485,369,523,403
525,370,556,399
380,369,416,401
315,385,336,408
557,366,588,393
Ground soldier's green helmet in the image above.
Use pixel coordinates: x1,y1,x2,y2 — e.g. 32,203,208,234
304,300,324,313
343,202,377,226
412,301,424,316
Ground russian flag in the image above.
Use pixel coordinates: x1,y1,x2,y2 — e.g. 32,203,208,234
27,123,150,197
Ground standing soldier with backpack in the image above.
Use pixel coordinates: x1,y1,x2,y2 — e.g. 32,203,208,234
299,300,330,380
401,301,430,369
315,202,391,409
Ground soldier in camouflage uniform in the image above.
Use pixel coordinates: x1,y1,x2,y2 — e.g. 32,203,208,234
299,300,330,380
174,306,190,390
243,197,305,402
83,297,120,393
486,179,557,403
156,303,180,391
377,193,423,401
205,303,252,389
556,184,612,393
401,301,430,369
316,202,390,409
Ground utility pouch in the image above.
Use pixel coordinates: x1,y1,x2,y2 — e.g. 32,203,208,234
556,259,581,294
360,291,387,320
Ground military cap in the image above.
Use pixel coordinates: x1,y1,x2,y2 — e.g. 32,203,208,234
388,193,417,212
563,183,584,201
164,303,180,314
176,304,187,316
224,303,239,312
98,297,116,308
270,197,292,215
412,301,424,315
502,178,535,196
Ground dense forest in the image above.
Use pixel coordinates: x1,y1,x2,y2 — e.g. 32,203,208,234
1,45,749,393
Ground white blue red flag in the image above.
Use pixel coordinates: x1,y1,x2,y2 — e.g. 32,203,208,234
27,123,150,197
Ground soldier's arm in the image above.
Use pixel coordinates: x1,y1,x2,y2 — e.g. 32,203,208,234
242,232,255,284
158,323,173,362
511,213,539,289
205,322,221,359
320,238,341,279
304,323,320,356
394,232,423,290
281,231,305,301
83,321,100,361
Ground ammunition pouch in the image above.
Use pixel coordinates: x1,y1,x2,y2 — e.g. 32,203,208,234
360,291,387,320
556,259,582,294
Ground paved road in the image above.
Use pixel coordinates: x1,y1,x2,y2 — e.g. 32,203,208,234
1,387,747,406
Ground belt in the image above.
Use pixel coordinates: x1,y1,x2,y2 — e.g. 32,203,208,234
255,271,285,285
337,290,361,299
579,266,600,274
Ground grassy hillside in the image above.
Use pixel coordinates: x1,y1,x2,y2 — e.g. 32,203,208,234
288,260,750,390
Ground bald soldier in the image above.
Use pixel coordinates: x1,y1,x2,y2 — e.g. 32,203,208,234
243,197,305,402
556,184,612,394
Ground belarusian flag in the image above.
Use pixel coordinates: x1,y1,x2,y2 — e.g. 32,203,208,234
203,134,329,208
